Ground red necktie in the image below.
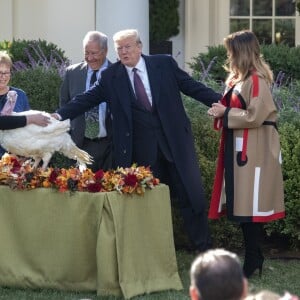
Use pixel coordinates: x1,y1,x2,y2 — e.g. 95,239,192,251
133,68,152,111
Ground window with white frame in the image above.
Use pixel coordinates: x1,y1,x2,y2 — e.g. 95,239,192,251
230,0,297,46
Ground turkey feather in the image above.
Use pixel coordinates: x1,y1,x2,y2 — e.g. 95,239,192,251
0,110,93,170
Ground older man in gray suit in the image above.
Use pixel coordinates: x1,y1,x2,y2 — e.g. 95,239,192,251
59,31,112,171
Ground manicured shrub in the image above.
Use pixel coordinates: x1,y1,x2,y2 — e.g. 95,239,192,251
262,44,300,81
0,39,68,67
10,67,62,112
149,0,179,42
2,38,69,112
188,45,227,82
273,79,300,116
264,122,300,249
190,44,300,82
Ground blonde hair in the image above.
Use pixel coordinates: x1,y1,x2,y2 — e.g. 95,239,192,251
0,51,13,69
113,29,142,48
224,30,273,86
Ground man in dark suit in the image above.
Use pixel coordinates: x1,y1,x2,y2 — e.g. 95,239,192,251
60,31,112,171
55,29,222,252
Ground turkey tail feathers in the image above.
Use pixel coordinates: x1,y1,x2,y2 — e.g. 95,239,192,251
62,146,94,169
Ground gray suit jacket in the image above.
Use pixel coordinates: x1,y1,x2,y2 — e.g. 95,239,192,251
59,62,88,147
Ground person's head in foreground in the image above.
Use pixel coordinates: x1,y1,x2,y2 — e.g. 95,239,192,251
190,248,248,300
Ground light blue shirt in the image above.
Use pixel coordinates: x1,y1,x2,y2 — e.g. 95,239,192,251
86,59,109,90
86,59,109,137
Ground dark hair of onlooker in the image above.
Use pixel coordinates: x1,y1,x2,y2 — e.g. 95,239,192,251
190,249,246,300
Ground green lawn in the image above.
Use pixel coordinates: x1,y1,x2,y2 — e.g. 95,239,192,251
0,250,299,299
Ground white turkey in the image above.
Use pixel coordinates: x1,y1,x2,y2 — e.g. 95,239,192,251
0,110,93,170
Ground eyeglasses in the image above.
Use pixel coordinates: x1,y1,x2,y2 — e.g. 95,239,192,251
0,71,11,77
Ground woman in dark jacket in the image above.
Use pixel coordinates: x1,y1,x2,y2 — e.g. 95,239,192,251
0,114,49,130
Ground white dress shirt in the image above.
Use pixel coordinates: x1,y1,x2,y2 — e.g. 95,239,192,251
125,57,153,106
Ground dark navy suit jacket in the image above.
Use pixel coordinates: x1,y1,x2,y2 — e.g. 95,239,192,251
57,54,222,213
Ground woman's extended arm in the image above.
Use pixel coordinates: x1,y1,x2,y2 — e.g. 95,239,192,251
0,114,49,130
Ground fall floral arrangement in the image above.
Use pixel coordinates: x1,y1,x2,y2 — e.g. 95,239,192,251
0,153,160,195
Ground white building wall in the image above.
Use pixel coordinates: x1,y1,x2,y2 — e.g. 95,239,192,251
1,0,298,67
0,0,216,70
184,0,212,71
170,0,186,70
214,0,230,46
95,0,149,63
296,11,300,46
0,0,95,64
0,0,13,40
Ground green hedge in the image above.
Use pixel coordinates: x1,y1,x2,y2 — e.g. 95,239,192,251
0,39,68,67
149,0,179,42
265,122,300,248
10,67,62,112
189,44,300,82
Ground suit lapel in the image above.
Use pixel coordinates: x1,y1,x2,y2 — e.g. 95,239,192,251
111,57,161,118
79,63,88,91
143,55,161,108
113,64,133,118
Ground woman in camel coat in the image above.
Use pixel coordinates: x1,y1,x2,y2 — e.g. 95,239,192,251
208,30,285,278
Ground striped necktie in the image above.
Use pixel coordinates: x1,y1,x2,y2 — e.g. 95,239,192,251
90,70,98,87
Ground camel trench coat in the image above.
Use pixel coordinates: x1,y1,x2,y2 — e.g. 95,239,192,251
209,74,285,223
